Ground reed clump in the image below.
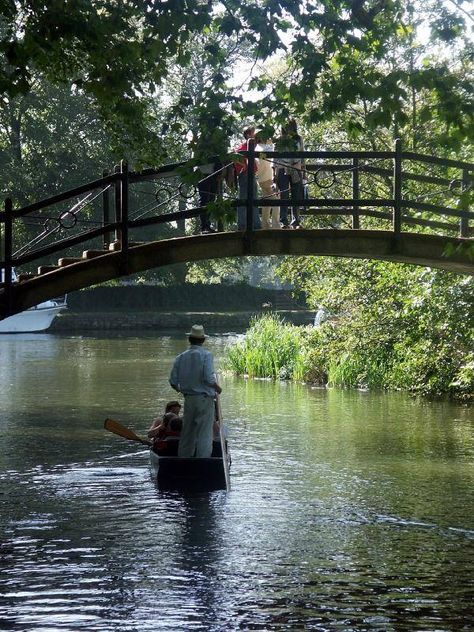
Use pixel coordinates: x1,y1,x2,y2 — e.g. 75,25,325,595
226,313,307,380
226,312,392,388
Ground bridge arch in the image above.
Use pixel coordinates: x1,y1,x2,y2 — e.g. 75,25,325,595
4,229,473,317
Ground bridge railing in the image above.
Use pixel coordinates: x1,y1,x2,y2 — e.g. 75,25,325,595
240,139,473,237
0,139,472,312
124,140,473,240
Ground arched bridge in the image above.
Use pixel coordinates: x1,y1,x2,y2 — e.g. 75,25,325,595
1,140,472,318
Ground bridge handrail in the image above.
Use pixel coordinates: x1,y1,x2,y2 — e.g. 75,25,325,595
307,164,456,187
2,149,471,223
129,146,474,185
13,222,120,266
11,206,214,264
9,194,470,270
402,151,473,171
402,201,474,220
0,172,120,221
239,150,473,171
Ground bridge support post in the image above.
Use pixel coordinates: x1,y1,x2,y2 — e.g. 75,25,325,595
177,198,186,235
120,160,129,255
460,168,470,238
102,170,111,249
393,139,402,235
114,164,121,246
246,138,256,238
217,172,224,233
2,198,13,317
352,157,360,229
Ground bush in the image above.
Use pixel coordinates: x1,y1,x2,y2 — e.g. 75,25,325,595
226,309,474,400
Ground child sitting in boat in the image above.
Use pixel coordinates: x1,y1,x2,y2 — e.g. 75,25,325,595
150,412,183,441
152,414,183,455
147,400,181,439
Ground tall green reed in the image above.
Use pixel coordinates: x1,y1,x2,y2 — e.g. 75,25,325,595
226,313,307,380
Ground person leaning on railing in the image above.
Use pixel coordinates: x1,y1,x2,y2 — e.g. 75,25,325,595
274,119,306,229
197,160,223,234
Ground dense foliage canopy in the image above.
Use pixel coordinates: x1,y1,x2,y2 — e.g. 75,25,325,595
275,259,474,399
1,0,472,162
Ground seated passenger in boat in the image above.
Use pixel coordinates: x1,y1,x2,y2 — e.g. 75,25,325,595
152,412,182,440
147,400,182,439
153,415,183,455
166,415,182,436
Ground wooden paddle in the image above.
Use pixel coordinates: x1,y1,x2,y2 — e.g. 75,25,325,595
104,418,152,446
215,390,231,492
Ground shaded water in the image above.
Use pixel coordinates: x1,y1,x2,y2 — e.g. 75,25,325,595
0,333,473,631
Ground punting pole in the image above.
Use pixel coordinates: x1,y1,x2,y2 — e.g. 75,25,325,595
215,391,231,492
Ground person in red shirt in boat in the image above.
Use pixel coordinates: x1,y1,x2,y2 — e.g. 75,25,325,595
157,412,182,438
152,413,183,455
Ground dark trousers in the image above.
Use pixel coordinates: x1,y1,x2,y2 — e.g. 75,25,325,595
276,170,303,226
237,171,261,230
198,172,219,231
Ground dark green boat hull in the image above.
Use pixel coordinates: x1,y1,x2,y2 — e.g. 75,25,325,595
150,450,228,491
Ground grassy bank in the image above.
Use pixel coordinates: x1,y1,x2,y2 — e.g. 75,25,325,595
226,313,474,400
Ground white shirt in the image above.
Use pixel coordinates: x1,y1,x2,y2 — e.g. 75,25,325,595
256,143,274,182
169,344,217,396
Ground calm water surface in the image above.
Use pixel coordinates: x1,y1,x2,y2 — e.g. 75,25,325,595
0,332,473,631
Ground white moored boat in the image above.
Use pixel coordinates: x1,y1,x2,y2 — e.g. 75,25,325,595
0,298,67,333
0,269,67,333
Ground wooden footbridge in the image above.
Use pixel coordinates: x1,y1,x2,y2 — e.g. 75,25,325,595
1,140,472,319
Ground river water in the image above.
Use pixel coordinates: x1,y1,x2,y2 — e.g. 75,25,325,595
0,332,473,631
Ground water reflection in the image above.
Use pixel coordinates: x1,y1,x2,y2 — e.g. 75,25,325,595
0,333,473,630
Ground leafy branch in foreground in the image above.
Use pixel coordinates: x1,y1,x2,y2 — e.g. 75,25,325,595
2,0,470,155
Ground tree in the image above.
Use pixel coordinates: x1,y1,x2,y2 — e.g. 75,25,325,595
0,80,114,204
1,1,471,158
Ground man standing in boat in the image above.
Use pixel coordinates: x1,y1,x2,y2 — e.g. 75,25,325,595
169,325,222,458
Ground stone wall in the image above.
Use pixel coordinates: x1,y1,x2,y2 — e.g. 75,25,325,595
50,310,315,332
66,283,308,313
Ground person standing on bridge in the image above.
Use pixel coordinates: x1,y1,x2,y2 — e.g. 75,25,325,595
255,129,280,229
169,325,222,458
193,128,224,234
235,126,261,231
275,119,306,228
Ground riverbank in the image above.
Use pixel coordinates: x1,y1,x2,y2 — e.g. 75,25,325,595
225,313,474,401
50,310,315,332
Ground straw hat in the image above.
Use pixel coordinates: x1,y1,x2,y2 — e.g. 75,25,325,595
187,324,207,339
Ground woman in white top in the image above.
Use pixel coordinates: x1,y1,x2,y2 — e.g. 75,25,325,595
256,131,280,229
